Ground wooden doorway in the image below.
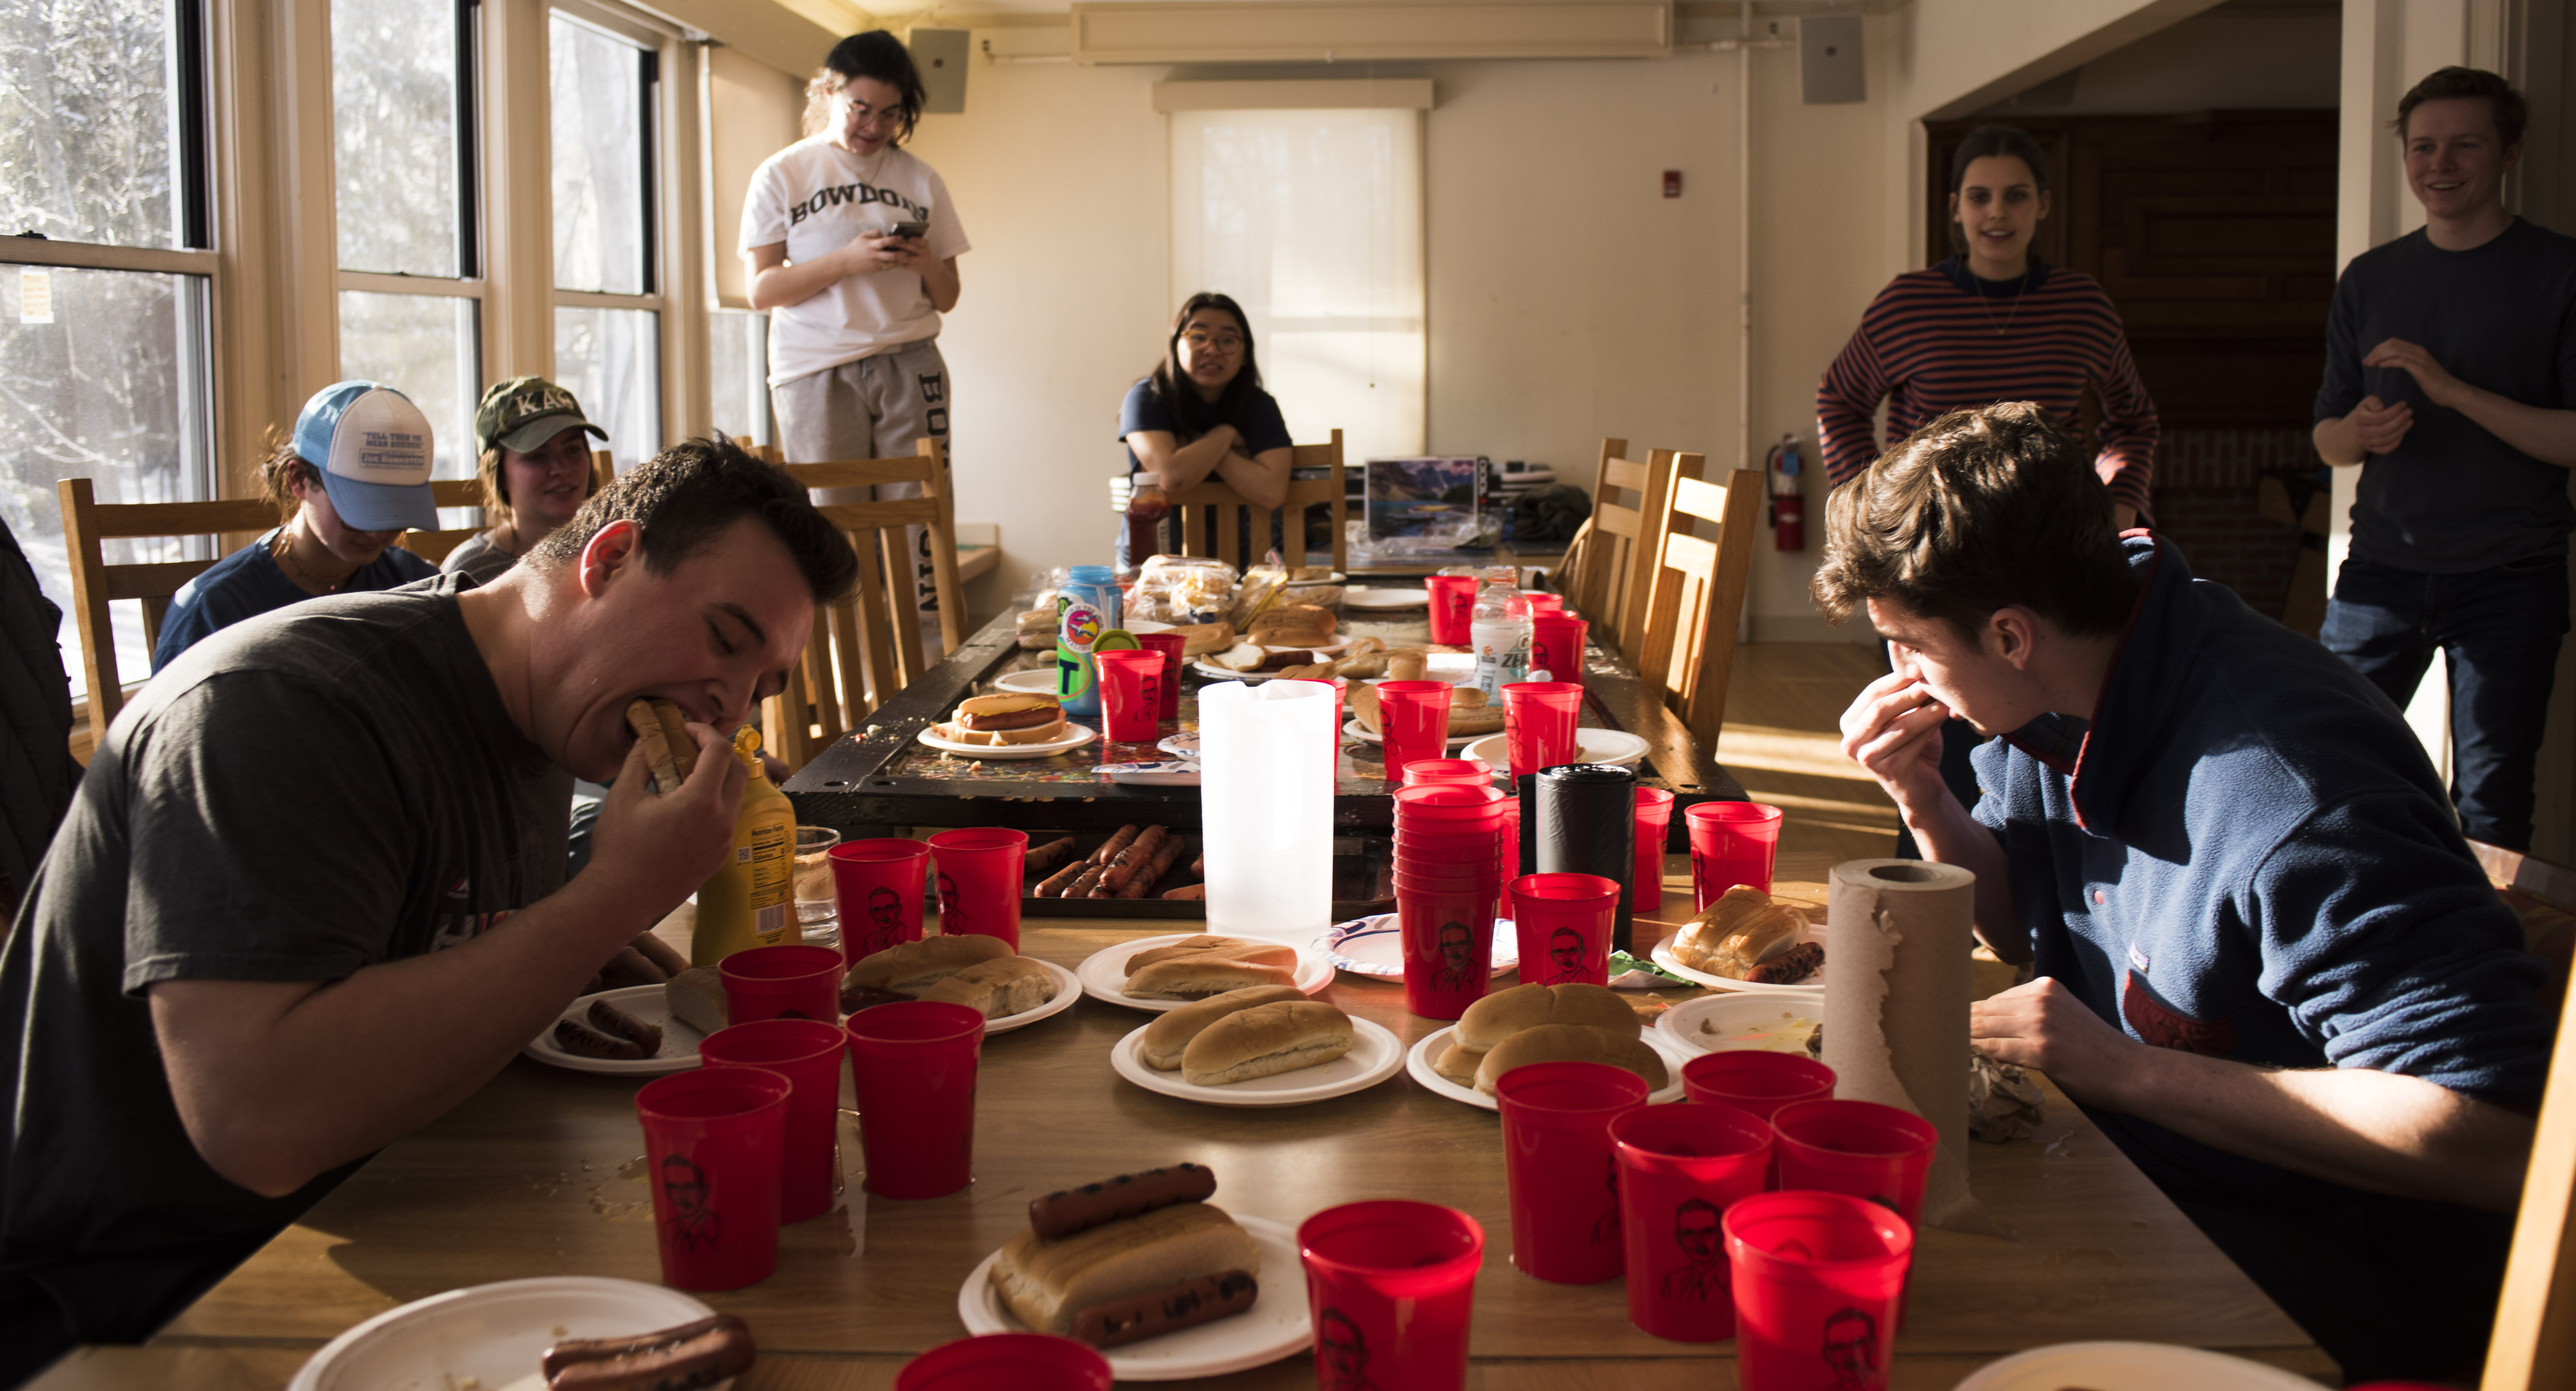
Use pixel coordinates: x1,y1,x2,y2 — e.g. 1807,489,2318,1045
1925,112,2338,628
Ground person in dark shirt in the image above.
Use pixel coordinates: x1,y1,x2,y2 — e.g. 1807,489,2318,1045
1115,292,1295,567
1823,404,2547,1382
150,381,442,674
2312,67,2576,852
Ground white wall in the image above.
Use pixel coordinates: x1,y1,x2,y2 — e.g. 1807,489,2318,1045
1981,8,2342,114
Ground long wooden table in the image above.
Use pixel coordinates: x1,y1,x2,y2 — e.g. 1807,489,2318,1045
31,853,2334,1389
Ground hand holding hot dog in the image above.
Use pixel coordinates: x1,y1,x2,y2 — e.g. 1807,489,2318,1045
585,714,748,917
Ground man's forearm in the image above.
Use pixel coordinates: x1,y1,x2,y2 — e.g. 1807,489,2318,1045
1899,785,2024,961
2450,388,2576,467
2313,414,2366,466
2111,1047,2533,1212
153,872,671,1197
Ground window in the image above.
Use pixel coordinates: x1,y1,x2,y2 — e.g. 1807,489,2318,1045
333,0,480,490
550,11,660,470
708,308,770,446
1170,107,1426,464
1,0,216,702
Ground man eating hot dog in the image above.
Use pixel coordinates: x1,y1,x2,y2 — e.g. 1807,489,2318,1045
0,437,857,1381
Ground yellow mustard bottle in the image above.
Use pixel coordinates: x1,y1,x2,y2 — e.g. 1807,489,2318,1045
690,727,800,966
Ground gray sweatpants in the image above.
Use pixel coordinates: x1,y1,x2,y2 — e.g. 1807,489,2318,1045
772,338,950,652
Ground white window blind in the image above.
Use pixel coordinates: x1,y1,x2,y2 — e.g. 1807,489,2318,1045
1170,107,1425,465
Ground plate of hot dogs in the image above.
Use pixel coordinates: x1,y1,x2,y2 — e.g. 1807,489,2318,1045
1400,983,1689,1111
1109,987,1402,1107
286,1276,750,1391
1074,933,1334,1013
956,1162,1310,1380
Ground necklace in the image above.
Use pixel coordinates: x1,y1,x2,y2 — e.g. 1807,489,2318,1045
1974,266,2029,337
270,529,347,595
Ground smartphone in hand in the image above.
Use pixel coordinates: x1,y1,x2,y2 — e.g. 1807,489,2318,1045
884,220,929,239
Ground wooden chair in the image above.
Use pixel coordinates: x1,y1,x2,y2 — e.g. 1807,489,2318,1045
2475,837,2576,1391
389,479,493,565
56,479,279,730
1634,465,1764,748
755,437,966,770
1164,429,1347,573
1561,439,1691,668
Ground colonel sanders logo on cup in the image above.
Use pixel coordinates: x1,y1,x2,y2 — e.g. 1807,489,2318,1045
661,1153,719,1252
937,872,961,931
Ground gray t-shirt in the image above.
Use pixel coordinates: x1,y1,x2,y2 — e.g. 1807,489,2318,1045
439,531,518,588
0,576,569,1277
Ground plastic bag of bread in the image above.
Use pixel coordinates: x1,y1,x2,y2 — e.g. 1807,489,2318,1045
1227,569,1287,628
1129,556,1239,625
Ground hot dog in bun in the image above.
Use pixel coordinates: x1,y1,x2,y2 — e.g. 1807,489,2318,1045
935,693,1069,746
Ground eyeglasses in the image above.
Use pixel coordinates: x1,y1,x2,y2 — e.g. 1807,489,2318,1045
833,90,908,131
1181,329,1245,352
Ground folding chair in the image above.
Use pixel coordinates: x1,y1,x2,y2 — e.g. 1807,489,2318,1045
1163,429,1347,573
1634,466,1765,747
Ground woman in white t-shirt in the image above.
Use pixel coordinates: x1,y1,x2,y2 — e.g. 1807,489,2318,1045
740,31,968,631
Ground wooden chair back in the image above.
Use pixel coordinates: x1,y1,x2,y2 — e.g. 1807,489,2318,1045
2476,837,2576,1391
1635,466,1763,746
754,437,965,770
1564,439,1690,667
389,479,494,565
1163,429,1347,574
55,479,280,730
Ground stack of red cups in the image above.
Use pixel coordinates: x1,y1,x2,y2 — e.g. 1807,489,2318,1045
1391,782,1510,1020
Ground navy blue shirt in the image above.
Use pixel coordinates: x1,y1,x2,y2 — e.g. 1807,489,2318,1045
2315,218,2576,572
151,529,438,673
1972,537,2549,1205
1117,377,1291,477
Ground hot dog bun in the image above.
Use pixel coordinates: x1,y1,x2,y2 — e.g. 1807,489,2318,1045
1180,1001,1352,1086
664,967,726,1036
992,1201,1260,1336
1123,957,1298,1000
1473,1024,1668,1094
920,955,1059,1018
848,933,1013,995
1139,985,1308,1070
1455,982,1639,1051
1124,936,1298,976
938,692,1069,746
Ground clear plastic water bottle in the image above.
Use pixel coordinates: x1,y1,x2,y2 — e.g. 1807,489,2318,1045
1468,566,1531,699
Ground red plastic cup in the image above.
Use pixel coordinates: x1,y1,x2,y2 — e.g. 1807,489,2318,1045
1397,884,1500,1019
1403,757,1495,787
1093,648,1165,743
718,944,844,1024
1530,614,1589,687
634,1065,791,1290
1612,1101,1774,1342
1136,630,1189,719
845,1001,986,1199
1508,873,1620,987
1725,1191,1912,1391
1516,592,1567,618
1502,796,1522,880
1375,680,1452,781
928,828,1028,951
1633,787,1674,912
896,1334,1113,1390
829,837,933,968
699,1018,847,1224
1686,801,1785,909
1771,1099,1940,1230
1425,576,1479,644
1682,1051,1838,1119
1393,782,1504,817
1281,677,1347,792
1494,1060,1650,1283
1502,682,1584,778
1299,1201,1485,1391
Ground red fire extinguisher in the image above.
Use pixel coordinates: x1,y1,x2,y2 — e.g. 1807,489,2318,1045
1766,434,1806,551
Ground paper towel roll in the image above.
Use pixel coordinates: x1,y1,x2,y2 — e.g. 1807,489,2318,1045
1821,857,1995,1234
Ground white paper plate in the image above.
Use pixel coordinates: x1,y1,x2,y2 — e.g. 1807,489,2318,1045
1344,718,1482,749
1342,586,1429,610
1191,659,1315,684
1110,1017,1404,1107
522,985,703,1077
1095,760,1202,786
981,958,1084,1036
1404,1025,1689,1112
1954,1342,2330,1391
1316,914,1517,978
287,1277,721,1391
956,1214,1310,1380
1158,733,1202,758
1655,991,1826,1057
1076,934,1334,1013
916,723,1098,761
1652,927,1829,996
991,669,1057,696
1460,728,1649,771
1124,620,1176,635
1284,572,1349,587
1258,635,1351,656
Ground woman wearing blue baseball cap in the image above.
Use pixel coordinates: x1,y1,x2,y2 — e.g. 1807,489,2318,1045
150,381,443,672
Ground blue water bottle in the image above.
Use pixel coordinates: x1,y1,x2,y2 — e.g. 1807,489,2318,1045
1055,565,1122,720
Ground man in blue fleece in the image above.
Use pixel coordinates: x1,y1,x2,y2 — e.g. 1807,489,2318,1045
1821,403,2548,1382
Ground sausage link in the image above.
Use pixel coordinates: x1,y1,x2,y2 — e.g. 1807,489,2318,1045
1023,836,1080,877
1071,1269,1259,1349
1118,835,1190,899
1059,863,1108,899
1088,824,1143,866
1100,826,1171,892
1028,1163,1217,1240
546,1314,756,1390
1032,856,1089,898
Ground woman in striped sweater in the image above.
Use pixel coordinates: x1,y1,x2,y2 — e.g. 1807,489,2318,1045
1816,126,2159,528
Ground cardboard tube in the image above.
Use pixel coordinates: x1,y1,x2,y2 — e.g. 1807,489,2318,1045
1822,858,1995,1234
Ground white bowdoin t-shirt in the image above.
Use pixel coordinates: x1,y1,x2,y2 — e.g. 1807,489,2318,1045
738,136,972,386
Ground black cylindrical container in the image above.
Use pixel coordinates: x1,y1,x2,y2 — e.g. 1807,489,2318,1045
1534,763,1637,952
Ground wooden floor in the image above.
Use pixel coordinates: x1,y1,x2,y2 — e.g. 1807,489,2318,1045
1715,641,1900,864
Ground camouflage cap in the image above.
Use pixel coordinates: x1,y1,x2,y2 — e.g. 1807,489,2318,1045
474,376,608,456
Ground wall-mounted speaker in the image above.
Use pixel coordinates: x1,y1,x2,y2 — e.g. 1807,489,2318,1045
908,28,970,115
1801,15,1865,106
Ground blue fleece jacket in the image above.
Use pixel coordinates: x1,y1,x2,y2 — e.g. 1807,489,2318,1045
1971,537,2550,1205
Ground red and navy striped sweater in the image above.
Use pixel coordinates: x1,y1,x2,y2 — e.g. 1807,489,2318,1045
1815,259,2159,516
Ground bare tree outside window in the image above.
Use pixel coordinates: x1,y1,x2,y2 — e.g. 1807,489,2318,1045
333,0,460,276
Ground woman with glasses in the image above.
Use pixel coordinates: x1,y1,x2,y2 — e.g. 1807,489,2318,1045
1117,293,1295,567
741,30,967,629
